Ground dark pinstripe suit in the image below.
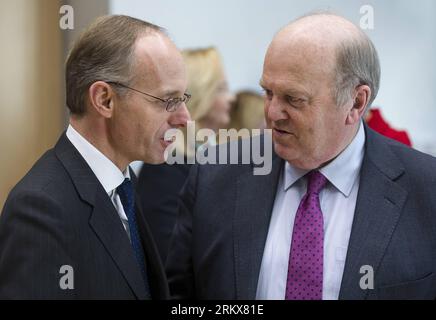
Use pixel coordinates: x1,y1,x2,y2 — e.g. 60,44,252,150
0,133,169,299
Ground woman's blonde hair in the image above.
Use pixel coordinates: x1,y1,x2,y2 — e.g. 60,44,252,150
170,47,225,159
182,47,225,123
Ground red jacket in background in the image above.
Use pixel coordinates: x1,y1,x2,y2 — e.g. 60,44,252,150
366,108,412,147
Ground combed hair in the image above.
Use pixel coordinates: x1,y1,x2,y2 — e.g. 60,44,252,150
65,15,164,115
334,28,381,108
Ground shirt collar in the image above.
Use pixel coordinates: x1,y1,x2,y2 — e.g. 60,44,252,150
66,124,130,194
284,121,366,197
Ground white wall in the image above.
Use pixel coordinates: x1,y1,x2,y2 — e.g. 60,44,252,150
110,0,436,155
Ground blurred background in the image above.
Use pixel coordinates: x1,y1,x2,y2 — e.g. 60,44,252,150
1,0,435,207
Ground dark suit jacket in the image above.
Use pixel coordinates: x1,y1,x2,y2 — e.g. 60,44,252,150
137,163,191,263
0,133,169,299
166,126,436,300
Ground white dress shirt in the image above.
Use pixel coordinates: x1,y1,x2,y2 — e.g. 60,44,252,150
66,125,132,238
256,122,366,300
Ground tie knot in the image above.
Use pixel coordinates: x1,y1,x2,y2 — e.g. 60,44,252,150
306,171,327,195
117,178,134,209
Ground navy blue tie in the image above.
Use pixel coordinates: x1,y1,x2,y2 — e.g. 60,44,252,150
117,178,151,297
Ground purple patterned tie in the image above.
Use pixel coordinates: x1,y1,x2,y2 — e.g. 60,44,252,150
285,171,327,300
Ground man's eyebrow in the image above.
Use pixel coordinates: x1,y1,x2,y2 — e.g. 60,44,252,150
258,82,307,96
286,88,309,97
258,78,311,98
162,90,183,98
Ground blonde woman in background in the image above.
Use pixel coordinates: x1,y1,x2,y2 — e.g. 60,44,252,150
136,47,234,262
180,47,234,158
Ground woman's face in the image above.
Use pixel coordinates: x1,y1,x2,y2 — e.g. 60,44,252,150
203,80,234,130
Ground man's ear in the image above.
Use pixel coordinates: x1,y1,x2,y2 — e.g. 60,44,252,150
345,84,371,125
88,81,116,118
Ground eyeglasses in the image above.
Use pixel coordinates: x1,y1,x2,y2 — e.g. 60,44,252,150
107,81,191,112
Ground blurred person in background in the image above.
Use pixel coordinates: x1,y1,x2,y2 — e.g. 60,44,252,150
228,90,266,139
137,47,234,262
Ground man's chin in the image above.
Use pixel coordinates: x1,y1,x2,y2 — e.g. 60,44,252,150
147,154,166,165
140,150,166,165
274,142,297,162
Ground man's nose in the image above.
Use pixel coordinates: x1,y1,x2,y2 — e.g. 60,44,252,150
169,103,191,128
267,96,288,122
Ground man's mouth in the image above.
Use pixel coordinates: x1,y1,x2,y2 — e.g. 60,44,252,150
273,127,292,135
160,135,176,148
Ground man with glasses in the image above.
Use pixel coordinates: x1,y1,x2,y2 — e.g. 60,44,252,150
0,15,190,299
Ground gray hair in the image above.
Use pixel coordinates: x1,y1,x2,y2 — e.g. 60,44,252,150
334,31,380,109
65,15,164,116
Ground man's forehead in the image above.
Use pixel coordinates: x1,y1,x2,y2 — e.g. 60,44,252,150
261,48,334,98
134,33,180,65
264,35,336,86
264,50,332,82
269,30,336,63
137,70,187,97
132,34,186,91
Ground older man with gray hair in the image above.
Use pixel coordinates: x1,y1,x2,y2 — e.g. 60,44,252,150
166,13,436,300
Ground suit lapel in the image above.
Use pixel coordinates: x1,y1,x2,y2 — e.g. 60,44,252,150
55,133,147,299
89,191,148,299
339,127,408,299
233,154,283,299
